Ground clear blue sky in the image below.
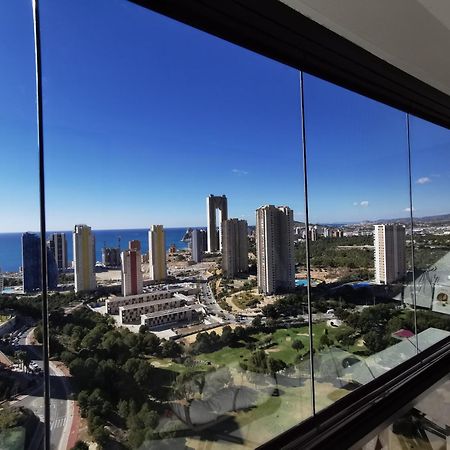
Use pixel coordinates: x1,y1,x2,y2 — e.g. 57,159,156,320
0,0,449,233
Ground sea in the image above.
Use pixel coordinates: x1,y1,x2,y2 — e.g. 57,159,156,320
0,228,192,273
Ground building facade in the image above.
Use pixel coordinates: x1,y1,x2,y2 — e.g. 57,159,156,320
121,248,143,296
191,229,207,263
149,225,167,281
206,194,228,252
141,305,202,329
22,233,58,292
48,233,68,271
256,205,295,295
374,224,406,284
222,219,248,278
119,297,184,324
102,247,121,267
73,225,96,293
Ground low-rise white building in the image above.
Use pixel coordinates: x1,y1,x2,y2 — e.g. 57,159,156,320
141,305,203,329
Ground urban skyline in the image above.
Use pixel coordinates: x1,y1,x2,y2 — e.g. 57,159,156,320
0,2,449,233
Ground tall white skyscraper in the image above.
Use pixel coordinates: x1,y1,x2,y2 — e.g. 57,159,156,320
149,225,167,281
374,224,406,284
256,205,295,295
121,243,143,296
222,219,248,278
73,225,96,293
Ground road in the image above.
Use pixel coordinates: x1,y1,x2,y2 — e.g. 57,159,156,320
10,328,74,450
198,278,235,322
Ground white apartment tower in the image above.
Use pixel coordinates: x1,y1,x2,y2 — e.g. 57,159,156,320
222,219,248,278
149,225,167,281
256,205,295,295
73,225,96,293
374,224,406,284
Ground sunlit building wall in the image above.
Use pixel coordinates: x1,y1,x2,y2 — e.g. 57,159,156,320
73,225,96,292
222,219,248,278
374,224,406,284
256,205,295,295
149,225,167,281
121,248,143,296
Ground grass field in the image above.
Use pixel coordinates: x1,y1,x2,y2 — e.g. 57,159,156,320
150,322,361,448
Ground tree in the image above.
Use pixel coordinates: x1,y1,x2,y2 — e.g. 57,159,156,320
363,331,387,354
267,358,287,376
161,339,182,358
14,350,30,372
251,315,262,328
291,339,305,353
220,325,233,346
319,330,333,348
71,441,89,450
335,326,357,349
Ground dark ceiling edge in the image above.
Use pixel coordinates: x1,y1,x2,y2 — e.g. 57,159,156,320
128,0,450,130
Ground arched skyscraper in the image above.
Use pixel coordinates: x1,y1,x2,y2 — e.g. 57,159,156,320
206,194,228,253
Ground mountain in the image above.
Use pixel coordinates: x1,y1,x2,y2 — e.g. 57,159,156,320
356,213,450,226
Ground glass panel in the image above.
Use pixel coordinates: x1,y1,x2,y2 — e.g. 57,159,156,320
38,1,311,448
0,2,45,449
302,74,416,410
409,116,450,342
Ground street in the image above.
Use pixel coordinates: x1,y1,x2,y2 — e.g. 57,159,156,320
9,328,75,450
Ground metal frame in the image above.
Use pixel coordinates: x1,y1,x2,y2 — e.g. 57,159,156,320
31,0,51,448
129,0,450,130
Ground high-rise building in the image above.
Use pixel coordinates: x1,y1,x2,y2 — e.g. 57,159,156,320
256,205,295,295
0,269,4,293
129,240,141,251
374,224,406,284
222,219,248,278
121,246,143,296
22,233,58,293
149,225,167,281
191,229,207,263
73,225,96,292
48,233,68,271
206,194,228,252
102,247,121,267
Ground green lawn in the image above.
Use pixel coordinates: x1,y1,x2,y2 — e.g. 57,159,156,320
191,322,365,368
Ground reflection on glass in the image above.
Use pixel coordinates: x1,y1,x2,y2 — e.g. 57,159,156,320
302,74,420,410
410,117,450,321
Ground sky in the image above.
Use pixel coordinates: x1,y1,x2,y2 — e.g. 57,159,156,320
0,0,449,233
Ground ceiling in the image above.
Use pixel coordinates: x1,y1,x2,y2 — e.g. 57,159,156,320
280,0,450,96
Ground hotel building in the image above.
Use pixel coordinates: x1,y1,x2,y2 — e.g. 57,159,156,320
206,194,228,252
149,225,167,281
256,205,295,295
73,225,96,293
48,233,68,271
374,224,406,284
191,229,207,263
222,218,248,278
22,233,58,292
